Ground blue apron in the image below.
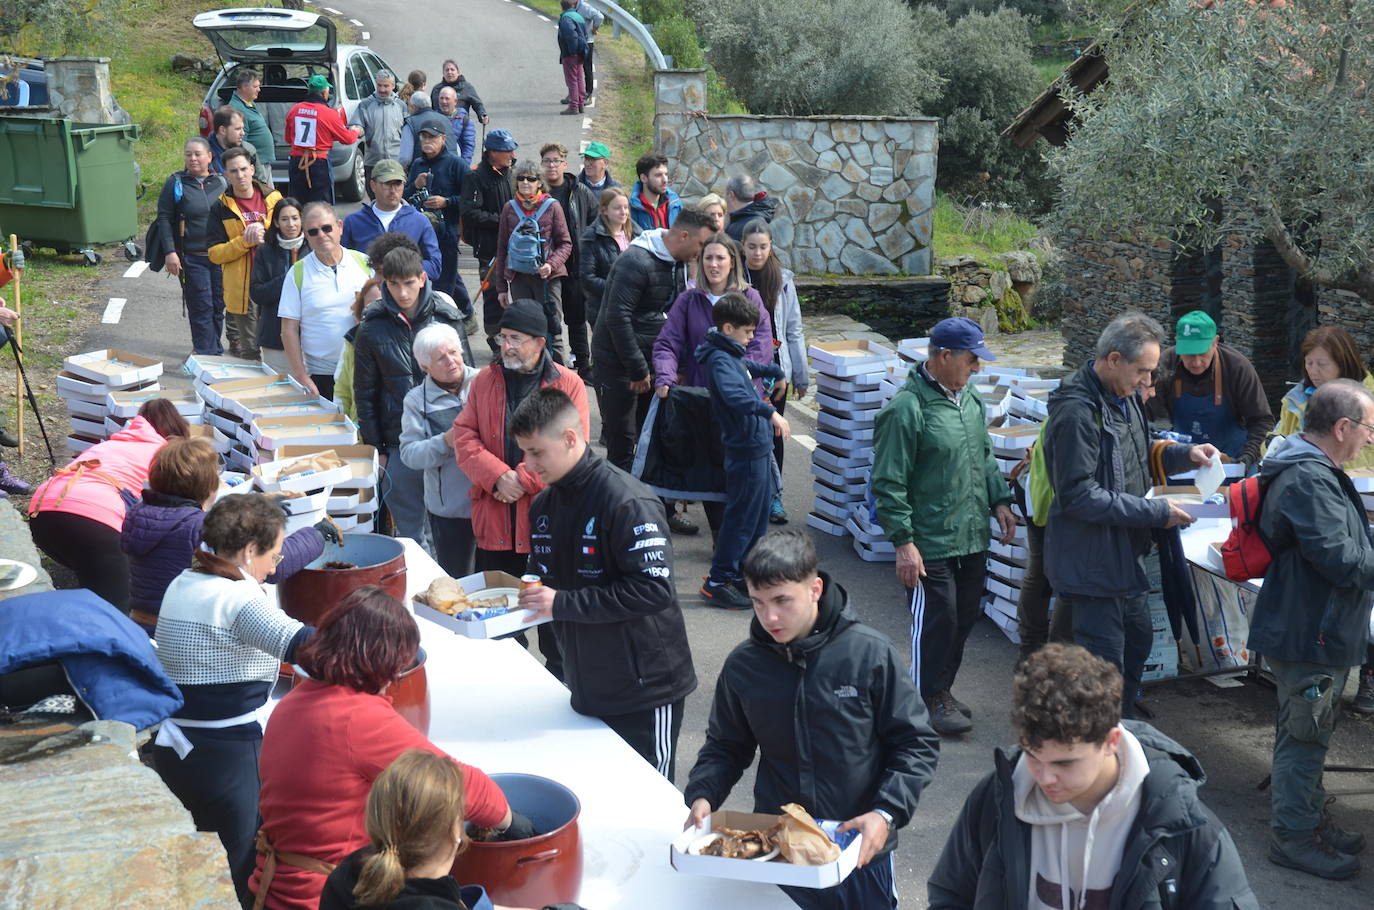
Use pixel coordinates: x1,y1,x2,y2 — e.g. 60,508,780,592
1171,355,1247,458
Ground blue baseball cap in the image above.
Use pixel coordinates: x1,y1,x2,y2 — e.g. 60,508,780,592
484,128,518,152
930,317,997,361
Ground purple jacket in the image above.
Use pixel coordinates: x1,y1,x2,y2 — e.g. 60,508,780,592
652,287,774,392
121,490,324,621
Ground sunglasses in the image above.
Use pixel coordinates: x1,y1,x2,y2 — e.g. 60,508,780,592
516,176,540,183
306,224,335,236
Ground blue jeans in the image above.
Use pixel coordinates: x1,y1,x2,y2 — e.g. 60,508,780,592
709,453,774,585
1063,591,1151,718
181,252,224,355
288,154,334,205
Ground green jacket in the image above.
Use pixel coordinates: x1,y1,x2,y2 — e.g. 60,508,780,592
872,366,1011,559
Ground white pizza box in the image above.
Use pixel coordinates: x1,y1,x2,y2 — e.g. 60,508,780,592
331,487,379,516
815,370,882,393
209,424,238,455
277,487,332,516
1144,485,1229,519
102,413,129,437
811,496,851,522
1006,376,1059,392
56,370,132,402
199,373,295,410
225,443,256,472
284,506,328,535
1008,395,1049,420
814,479,866,505
353,516,376,533
230,392,332,424
879,379,901,401
106,387,202,418
807,511,849,537
186,423,218,447
982,368,1031,383
253,452,353,494
988,554,1026,583
206,407,244,434
413,570,549,640
812,445,872,473
813,390,884,413
1348,468,1374,493
995,455,1021,478
327,489,362,511
253,414,358,452
982,388,1011,421
897,337,930,362
184,353,272,384
277,444,379,490
331,513,360,531
989,517,1028,546
65,395,107,420
69,413,106,438
811,463,867,491
984,594,1019,624
985,576,1022,604
844,516,894,552
215,470,254,500
221,383,315,422
816,412,876,439
814,429,873,455
808,340,897,378
990,539,1029,565
65,432,102,454
853,538,896,562
988,424,1041,457
671,811,862,889
983,597,1022,643
64,349,164,388
1000,414,1043,429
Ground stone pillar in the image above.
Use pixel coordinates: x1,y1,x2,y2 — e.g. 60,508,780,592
652,68,706,165
44,57,128,125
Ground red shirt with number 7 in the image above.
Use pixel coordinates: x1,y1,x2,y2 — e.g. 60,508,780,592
284,99,359,157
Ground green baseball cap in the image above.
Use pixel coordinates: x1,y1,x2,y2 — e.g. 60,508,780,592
582,142,611,159
307,74,331,93
371,159,405,183
1175,310,1217,355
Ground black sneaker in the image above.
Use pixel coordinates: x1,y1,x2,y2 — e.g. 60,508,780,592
1269,832,1360,880
700,579,752,610
667,511,699,535
926,691,972,736
946,690,973,719
1351,670,1374,714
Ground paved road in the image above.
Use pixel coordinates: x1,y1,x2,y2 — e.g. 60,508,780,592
75,0,1374,905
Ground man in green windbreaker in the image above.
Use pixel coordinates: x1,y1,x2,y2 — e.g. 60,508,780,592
872,317,1015,736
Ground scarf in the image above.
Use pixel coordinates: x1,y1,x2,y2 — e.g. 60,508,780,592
517,191,549,212
278,234,305,251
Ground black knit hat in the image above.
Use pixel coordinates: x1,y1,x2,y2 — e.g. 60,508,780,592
499,299,548,339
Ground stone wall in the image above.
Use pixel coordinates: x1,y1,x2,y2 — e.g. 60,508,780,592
1052,228,1175,369
795,276,950,339
653,70,938,277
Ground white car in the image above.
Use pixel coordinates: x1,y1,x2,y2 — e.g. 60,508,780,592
195,7,397,202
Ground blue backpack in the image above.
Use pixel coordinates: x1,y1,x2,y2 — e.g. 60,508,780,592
507,197,558,275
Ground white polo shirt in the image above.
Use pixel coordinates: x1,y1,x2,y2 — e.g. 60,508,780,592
277,249,371,375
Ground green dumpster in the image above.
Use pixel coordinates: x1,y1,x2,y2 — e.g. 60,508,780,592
0,115,141,261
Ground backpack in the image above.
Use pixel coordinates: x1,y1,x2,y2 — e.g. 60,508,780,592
1219,474,1272,581
506,197,557,275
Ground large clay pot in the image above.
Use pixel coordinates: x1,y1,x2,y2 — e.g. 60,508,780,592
452,773,582,907
278,533,406,625
291,648,430,736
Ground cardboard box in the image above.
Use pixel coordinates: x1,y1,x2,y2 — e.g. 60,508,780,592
231,393,333,424
811,463,867,490
671,811,861,889
814,479,866,505
413,571,549,639
808,340,897,378
814,429,873,455
253,453,352,494
816,411,877,437
199,373,294,410
815,373,881,396
64,349,163,388
985,576,1022,603
222,384,316,422
65,432,102,454
69,413,106,438
65,395,106,420
1145,485,1229,519
254,414,358,451
56,370,138,402
989,517,1028,546
184,354,272,385
813,390,883,413
1346,468,1374,492
106,387,201,418
327,489,362,511
1167,462,1246,484
988,425,1041,457
278,487,331,515
807,511,849,537
811,496,851,522
278,444,379,490
284,507,328,535
898,337,930,362
990,539,1029,565
812,445,872,473
988,555,1026,583
853,538,896,562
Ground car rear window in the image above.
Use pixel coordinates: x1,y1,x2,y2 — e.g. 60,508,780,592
210,23,330,56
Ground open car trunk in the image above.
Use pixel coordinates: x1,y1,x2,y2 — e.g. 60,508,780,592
212,64,341,162
193,7,336,66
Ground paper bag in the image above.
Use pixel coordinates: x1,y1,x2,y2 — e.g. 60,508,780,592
777,803,841,865
278,449,345,479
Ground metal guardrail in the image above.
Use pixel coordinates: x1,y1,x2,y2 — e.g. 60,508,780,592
594,0,670,70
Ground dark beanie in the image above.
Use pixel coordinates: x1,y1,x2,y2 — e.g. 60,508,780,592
499,299,548,339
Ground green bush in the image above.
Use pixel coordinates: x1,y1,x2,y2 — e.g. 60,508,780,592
653,14,705,68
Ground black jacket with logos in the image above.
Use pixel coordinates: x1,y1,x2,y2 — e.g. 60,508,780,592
527,449,697,718
683,574,939,858
461,152,516,261
352,281,462,451
548,178,599,271
590,236,689,383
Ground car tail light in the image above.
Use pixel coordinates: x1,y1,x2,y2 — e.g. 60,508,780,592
198,105,212,137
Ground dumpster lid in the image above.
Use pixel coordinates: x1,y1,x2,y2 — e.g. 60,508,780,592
193,7,336,67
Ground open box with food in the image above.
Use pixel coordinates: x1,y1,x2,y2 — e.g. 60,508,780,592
411,571,548,639
670,806,863,888
277,444,379,490
253,450,353,494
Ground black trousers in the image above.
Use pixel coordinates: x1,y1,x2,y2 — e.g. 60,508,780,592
1061,591,1151,718
906,551,987,699
310,373,335,401
430,514,476,578
510,272,565,365
562,275,589,371
29,510,130,611
600,697,685,784
599,376,652,470
154,731,262,907
781,852,896,909
476,547,564,681
1015,519,1054,660
478,254,504,354
583,42,595,96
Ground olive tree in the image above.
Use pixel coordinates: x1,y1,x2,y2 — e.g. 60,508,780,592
1049,0,1374,299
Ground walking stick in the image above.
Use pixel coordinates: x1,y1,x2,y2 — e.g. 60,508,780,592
8,234,22,457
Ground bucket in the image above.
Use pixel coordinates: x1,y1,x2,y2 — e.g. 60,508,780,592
452,773,582,906
277,533,406,625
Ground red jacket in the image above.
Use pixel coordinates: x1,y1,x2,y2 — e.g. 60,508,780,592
250,680,507,910
453,356,589,553
285,99,358,156
29,416,168,532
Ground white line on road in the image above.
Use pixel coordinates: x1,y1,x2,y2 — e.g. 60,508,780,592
102,298,127,324
362,31,370,40
122,260,149,279
586,95,596,109
538,14,551,20
349,18,363,26
793,434,818,452
323,6,340,14
582,117,592,130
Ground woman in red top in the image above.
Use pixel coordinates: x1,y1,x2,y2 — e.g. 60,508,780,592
250,587,524,910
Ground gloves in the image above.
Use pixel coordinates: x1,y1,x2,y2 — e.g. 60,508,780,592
497,810,537,841
314,516,344,546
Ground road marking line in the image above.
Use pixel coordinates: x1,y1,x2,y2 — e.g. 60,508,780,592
122,260,149,279
349,18,363,26
102,298,127,324
579,140,590,154
538,13,551,20
323,6,341,14
586,95,596,108
793,434,818,452
362,31,370,40
582,117,592,129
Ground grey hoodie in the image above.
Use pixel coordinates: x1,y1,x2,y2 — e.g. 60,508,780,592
398,369,480,518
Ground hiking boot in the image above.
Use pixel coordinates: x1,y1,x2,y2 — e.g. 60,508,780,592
0,426,17,448
1269,831,1361,880
701,579,752,610
667,511,699,536
1351,669,1374,714
927,691,973,736
769,493,789,524
1319,798,1367,855
560,106,580,116
560,96,570,105
946,690,973,719
0,462,29,495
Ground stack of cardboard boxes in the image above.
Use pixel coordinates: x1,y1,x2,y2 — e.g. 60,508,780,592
57,350,167,454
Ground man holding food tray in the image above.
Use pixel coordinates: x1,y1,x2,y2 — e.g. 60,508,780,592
512,388,698,782
683,529,939,909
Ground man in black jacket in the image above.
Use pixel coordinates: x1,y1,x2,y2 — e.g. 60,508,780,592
515,388,697,781
462,128,519,354
684,529,938,910
928,644,1258,909
405,125,470,317
591,207,714,470
541,142,599,378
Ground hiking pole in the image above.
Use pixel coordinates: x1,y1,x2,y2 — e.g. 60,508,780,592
0,325,56,466
8,235,23,457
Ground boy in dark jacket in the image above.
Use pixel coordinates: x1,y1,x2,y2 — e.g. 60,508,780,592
514,388,698,782
685,529,939,910
695,293,788,609
928,644,1258,910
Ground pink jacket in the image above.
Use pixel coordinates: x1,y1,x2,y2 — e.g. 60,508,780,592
29,416,169,532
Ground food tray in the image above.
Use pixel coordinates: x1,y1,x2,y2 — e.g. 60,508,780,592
252,453,352,494
253,414,358,451
278,444,380,490
412,571,548,639
670,810,861,888
199,373,294,410
64,349,164,388
184,353,273,384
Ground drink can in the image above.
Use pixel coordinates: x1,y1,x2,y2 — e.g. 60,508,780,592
520,574,542,589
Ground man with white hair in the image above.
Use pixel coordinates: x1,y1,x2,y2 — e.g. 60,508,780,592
350,68,406,198
436,85,478,162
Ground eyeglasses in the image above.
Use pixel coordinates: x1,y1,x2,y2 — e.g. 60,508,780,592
306,224,335,236
516,176,540,183
497,332,532,347
270,552,284,566
1350,418,1374,435
540,157,565,165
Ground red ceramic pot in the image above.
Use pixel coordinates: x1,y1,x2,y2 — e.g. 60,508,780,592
277,533,406,625
452,773,582,906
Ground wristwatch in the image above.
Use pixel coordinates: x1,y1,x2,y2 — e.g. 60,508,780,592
873,808,894,826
